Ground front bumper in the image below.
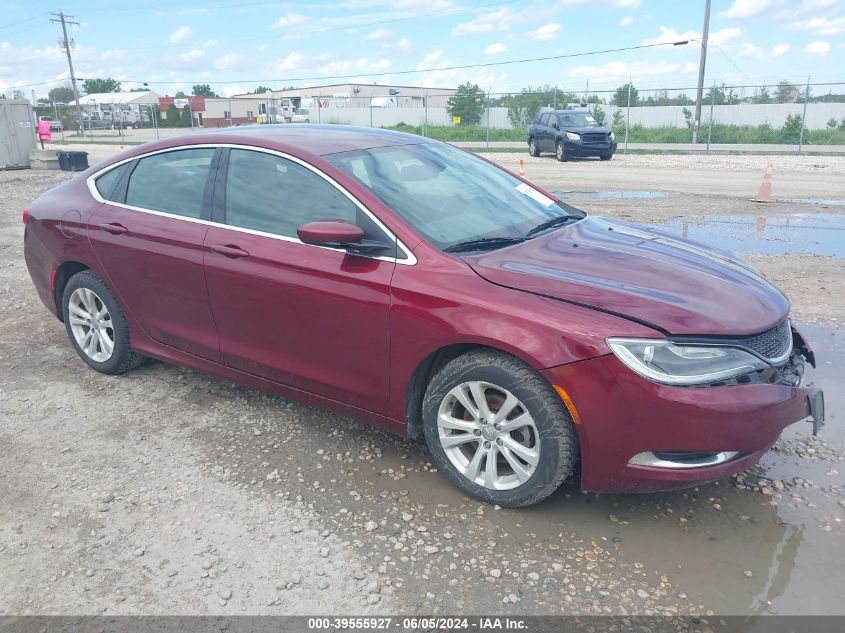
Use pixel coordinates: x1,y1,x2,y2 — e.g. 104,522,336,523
565,140,617,157
542,353,818,493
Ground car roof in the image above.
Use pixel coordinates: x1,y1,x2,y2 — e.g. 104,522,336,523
189,124,432,156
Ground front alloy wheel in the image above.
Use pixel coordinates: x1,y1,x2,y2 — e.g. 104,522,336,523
556,141,568,162
422,350,578,506
437,381,541,490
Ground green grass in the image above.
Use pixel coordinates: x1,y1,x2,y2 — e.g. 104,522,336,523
382,122,845,145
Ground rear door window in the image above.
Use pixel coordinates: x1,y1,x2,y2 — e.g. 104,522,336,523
94,164,129,201
125,148,215,219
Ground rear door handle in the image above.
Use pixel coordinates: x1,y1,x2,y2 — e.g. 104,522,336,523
209,244,250,259
98,222,128,235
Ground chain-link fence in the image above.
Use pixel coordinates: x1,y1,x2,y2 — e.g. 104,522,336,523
33,82,845,150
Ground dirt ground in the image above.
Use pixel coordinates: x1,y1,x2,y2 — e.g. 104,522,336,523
1,153,843,617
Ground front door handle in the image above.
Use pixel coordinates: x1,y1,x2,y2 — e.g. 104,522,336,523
98,222,128,235
209,244,250,259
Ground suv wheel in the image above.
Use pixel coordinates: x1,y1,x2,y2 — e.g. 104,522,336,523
63,270,146,375
528,138,540,157
556,141,569,162
600,153,613,161
422,350,578,507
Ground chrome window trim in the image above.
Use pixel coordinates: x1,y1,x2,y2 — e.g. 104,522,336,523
85,143,417,266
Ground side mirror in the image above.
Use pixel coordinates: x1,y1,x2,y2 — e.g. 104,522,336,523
297,220,363,246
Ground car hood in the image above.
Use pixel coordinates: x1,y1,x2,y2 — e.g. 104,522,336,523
565,126,611,135
463,216,789,336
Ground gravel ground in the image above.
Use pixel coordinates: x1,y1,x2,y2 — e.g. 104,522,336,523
1,155,843,616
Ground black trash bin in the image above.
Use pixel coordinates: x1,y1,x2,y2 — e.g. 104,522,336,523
57,151,89,172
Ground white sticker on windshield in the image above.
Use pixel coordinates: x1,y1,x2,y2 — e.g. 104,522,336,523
515,182,555,207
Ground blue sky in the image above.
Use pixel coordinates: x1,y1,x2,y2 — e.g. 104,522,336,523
1,0,843,99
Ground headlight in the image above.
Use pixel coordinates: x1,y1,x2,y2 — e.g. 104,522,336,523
607,338,769,386
565,131,580,141
609,131,615,141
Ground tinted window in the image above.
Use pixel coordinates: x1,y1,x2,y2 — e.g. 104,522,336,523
225,149,358,238
95,164,128,201
125,148,214,218
538,113,550,126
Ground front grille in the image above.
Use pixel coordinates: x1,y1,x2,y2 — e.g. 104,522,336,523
735,319,792,360
581,132,607,144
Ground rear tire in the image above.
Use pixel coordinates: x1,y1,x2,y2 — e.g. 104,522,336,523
600,153,613,161
62,270,146,375
422,350,578,507
556,141,569,162
528,138,540,157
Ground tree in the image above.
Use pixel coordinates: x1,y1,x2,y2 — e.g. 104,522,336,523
775,81,795,104
704,83,741,106
192,84,216,97
165,103,180,127
752,86,772,104
497,85,578,127
588,104,606,125
254,86,272,94
611,110,625,130
48,84,76,103
180,106,193,126
83,78,121,94
447,82,485,126
612,83,638,107
782,113,803,143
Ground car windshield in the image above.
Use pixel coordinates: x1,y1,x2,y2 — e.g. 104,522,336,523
325,142,584,251
557,112,599,127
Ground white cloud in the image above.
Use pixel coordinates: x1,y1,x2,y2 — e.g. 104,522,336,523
365,27,392,41
567,60,681,84
275,52,302,71
613,0,641,7
683,62,697,73
739,43,764,58
169,26,192,43
641,25,742,47
532,23,561,41
619,16,634,27
213,53,248,71
771,43,791,57
382,38,412,54
484,42,507,54
416,49,443,71
101,49,128,61
273,12,310,28
720,0,775,19
452,8,512,35
805,40,831,55
180,49,205,61
788,16,845,35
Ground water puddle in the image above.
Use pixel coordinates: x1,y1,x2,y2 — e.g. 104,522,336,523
785,198,845,207
650,214,845,258
557,190,668,200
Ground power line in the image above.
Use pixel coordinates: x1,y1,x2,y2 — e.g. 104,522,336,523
110,41,697,86
0,10,54,30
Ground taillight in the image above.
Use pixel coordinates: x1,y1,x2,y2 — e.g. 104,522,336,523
22,208,30,224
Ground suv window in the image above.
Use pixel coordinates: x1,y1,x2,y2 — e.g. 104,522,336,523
94,164,128,201
538,113,549,126
125,149,214,218
225,149,360,239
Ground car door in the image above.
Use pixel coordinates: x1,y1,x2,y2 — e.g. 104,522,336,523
87,147,222,362
202,147,395,411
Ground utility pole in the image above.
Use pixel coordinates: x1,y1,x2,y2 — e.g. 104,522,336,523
51,11,85,139
692,0,711,144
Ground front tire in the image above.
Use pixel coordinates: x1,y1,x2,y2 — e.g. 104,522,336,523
528,138,540,157
422,350,578,507
556,141,569,162
63,270,146,375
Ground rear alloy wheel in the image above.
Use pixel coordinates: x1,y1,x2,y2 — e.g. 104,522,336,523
422,350,578,506
63,270,146,375
556,141,569,162
528,138,540,157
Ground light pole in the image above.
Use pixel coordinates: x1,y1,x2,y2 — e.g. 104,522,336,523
693,0,712,144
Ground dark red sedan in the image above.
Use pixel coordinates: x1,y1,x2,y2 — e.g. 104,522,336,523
23,125,824,506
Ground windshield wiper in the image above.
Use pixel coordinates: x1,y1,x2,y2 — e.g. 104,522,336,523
525,215,580,238
443,236,527,253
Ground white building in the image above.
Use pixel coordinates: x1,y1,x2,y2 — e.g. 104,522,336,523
235,83,457,109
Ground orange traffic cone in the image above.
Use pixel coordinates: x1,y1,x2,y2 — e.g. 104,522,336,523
518,159,525,178
754,165,774,203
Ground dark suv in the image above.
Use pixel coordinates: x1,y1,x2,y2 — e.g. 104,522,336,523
528,110,617,161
